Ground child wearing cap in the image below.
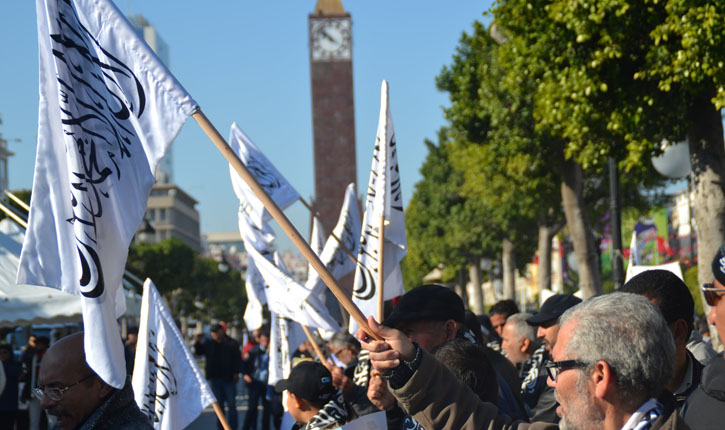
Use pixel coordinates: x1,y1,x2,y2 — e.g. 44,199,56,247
275,361,348,430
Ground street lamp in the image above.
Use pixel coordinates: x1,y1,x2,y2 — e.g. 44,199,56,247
137,217,155,243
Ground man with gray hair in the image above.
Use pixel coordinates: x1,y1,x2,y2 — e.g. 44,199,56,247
358,292,687,430
502,313,556,423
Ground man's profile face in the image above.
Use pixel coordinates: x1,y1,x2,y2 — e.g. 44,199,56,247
330,345,357,366
259,334,270,349
38,361,104,430
286,392,304,423
501,322,527,365
396,320,449,352
537,321,560,354
210,329,223,342
490,314,507,337
550,321,603,430
708,279,725,343
28,335,37,348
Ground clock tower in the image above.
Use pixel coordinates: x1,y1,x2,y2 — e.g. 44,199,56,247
309,0,357,234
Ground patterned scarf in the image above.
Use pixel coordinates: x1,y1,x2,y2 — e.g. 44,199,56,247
303,389,348,430
620,398,663,430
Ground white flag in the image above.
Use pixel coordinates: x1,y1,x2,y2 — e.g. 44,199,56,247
229,122,300,228
20,0,197,388
350,81,407,333
132,279,215,430
242,244,271,331
268,312,306,386
306,183,361,298
238,206,276,331
246,246,340,332
628,230,640,267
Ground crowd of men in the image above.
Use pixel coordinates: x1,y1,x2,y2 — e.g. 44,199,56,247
3,247,725,429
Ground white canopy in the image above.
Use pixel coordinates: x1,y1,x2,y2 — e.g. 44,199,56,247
0,218,83,327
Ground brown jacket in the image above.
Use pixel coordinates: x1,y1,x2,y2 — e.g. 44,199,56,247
390,349,689,430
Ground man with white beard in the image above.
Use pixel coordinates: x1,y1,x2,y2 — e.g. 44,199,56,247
357,293,689,430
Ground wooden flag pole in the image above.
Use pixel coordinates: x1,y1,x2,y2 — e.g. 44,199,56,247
211,402,232,430
298,197,359,265
301,325,334,371
192,110,379,340
377,215,385,321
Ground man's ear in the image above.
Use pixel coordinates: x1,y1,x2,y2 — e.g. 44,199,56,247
444,320,458,341
591,360,614,400
93,377,114,399
520,337,531,354
670,319,689,347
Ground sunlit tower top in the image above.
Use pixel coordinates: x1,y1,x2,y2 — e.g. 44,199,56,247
308,0,357,234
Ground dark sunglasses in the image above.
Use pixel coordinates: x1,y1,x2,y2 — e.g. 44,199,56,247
702,283,725,307
544,359,589,381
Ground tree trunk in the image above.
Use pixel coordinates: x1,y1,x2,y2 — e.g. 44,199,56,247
453,268,468,305
468,258,484,315
688,87,725,351
560,160,602,298
538,224,553,292
502,238,516,300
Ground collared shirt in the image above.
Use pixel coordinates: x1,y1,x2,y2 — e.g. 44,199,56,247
673,353,694,397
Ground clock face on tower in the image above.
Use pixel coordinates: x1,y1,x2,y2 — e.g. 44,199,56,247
310,18,351,61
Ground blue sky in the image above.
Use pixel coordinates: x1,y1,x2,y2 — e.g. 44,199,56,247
0,1,493,250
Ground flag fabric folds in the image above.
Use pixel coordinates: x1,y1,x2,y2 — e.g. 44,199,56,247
350,81,407,333
132,279,216,430
228,122,300,228
20,0,197,388
306,183,361,299
246,246,340,332
268,312,306,386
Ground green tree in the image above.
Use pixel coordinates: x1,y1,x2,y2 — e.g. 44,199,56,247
126,238,245,323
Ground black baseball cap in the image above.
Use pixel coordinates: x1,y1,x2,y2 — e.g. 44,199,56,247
383,284,465,328
274,361,336,408
712,245,725,285
527,294,582,326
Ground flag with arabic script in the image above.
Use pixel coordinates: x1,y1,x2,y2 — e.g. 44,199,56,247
228,122,300,228
246,245,340,332
132,279,215,430
350,81,407,333
306,183,361,299
19,0,197,388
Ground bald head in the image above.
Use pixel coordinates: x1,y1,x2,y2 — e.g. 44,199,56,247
39,332,114,430
42,332,91,378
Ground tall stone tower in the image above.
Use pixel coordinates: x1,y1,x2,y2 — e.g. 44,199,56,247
309,0,357,234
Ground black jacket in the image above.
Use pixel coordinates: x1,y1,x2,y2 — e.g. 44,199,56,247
194,336,241,381
681,355,725,430
61,379,152,430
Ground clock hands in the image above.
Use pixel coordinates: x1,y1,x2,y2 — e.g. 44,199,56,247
320,28,338,44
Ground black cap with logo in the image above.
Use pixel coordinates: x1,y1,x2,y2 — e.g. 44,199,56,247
274,361,336,408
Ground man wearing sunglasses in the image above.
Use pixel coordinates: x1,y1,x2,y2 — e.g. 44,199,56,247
36,332,152,430
681,246,725,429
358,293,687,430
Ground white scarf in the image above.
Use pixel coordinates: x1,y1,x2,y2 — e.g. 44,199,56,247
620,398,663,430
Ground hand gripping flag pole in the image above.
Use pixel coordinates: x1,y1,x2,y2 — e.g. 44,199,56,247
192,110,379,340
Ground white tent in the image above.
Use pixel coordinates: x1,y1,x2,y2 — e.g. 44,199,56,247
0,218,82,327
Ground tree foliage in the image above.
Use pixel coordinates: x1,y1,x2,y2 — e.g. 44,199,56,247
126,238,245,323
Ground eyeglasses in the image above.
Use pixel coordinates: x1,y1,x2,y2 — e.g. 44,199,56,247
33,374,94,401
544,360,589,381
702,283,725,307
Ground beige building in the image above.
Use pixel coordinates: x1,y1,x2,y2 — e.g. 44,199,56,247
138,184,201,252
